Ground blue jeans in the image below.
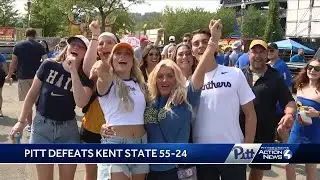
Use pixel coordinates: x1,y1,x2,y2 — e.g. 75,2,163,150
29,112,80,144
97,134,149,179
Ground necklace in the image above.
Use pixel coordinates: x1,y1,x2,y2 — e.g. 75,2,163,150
210,65,219,80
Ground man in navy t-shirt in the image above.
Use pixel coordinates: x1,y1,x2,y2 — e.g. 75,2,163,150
5,28,47,131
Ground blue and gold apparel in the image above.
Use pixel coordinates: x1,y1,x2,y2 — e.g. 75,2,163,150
288,97,320,144
36,60,94,121
144,81,201,171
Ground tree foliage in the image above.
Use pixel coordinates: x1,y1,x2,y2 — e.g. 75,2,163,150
134,7,236,43
264,0,283,42
0,0,18,26
214,8,236,38
29,0,68,37
73,0,144,32
241,6,267,38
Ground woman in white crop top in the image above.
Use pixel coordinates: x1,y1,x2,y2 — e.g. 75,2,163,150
91,42,148,180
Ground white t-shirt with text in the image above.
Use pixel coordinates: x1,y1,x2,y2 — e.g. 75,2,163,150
193,65,255,144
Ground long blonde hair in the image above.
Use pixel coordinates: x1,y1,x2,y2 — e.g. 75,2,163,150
147,59,192,112
107,50,147,112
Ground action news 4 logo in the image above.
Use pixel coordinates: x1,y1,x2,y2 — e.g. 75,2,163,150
258,147,293,160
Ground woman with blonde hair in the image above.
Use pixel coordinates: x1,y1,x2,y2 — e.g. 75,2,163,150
171,43,197,79
10,35,94,180
92,42,148,180
140,45,162,81
80,21,120,180
286,58,320,180
144,19,222,180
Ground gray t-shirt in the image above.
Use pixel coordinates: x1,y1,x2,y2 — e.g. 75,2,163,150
134,47,142,62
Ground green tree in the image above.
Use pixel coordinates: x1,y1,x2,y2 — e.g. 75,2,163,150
0,0,18,26
264,0,283,42
74,0,145,32
162,7,214,43
241,6,267,38
28,0,68,36
110,10,135,36
214,8,236,38
134,13,163,33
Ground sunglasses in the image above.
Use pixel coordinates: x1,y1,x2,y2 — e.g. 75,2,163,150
307,65,320,72
268,49,275,53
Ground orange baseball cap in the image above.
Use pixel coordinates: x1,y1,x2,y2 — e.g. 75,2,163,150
111,42,134,55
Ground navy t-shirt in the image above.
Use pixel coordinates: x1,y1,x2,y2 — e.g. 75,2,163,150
36,60,94,121
13,39,46,79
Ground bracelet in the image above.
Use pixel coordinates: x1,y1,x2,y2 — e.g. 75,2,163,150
208,41,218,47
90,38,98,41
17,120,26,124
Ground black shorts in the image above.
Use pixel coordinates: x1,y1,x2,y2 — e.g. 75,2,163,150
80,126,101,143
249,164,271,170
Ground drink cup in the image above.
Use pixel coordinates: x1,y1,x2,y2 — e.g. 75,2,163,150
299,110,312,125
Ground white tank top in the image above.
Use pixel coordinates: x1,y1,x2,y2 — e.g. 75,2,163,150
98,80,146,126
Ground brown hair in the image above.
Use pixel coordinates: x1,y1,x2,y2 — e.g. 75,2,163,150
25,28,37,37
295,58,320,90
182,33,192,39
191,28,211,40
171,43,198,73
140,44,161,80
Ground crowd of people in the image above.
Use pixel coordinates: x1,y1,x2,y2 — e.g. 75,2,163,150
0,18,318,180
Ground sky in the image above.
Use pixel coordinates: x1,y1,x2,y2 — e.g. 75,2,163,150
14,0,220,15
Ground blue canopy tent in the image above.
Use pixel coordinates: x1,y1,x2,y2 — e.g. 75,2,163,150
274,39,315,54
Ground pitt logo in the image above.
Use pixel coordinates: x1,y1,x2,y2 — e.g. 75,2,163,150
232,146,255,160
46,69,72,92
202,80,232,90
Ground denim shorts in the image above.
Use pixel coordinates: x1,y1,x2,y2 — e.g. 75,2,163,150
97,134,149,179
29,112,80,144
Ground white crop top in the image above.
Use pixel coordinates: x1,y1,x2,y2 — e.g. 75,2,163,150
98,80,146,126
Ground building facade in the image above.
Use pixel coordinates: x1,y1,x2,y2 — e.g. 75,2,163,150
286,0,320,38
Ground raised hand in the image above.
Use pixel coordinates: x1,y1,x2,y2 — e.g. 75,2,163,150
209,19,222,43
67,55,78,73
90,60,112,81
89,20,101,36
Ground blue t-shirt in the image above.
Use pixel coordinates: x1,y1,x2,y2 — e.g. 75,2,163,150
229,50,242,66
290,54,305,63
0,54,6,63
271,59,292,115
223,53,230,66
13,39,46,79
216,54,225,65
144,81,201,171
236,53,249,69
271,59,292,87
36,60,94,121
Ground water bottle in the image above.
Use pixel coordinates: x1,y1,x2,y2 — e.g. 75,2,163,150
12,132,21,144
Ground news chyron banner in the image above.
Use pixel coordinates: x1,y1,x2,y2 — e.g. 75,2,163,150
0,144,318,164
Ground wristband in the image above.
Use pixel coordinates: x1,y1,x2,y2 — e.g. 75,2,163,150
18,120,26,124
90,38,98,41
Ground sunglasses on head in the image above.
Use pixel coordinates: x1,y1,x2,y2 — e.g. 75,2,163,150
307,64,320,72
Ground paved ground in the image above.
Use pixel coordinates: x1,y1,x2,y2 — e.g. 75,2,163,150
0,82,319,180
